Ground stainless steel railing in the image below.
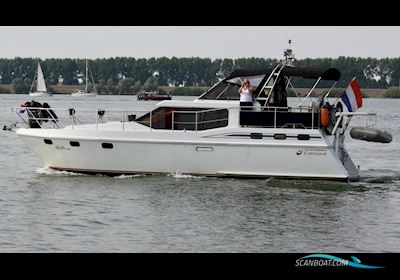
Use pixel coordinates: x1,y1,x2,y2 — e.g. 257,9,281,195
13,105,321,132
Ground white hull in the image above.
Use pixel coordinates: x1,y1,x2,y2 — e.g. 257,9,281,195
16,125,357,181
71,92,97,97
29,92,52,97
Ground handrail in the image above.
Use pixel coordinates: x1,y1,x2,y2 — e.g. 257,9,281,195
13,105,316,115
13,105,322,132
331,112,377,135
335,112,376,117
298,77,322,107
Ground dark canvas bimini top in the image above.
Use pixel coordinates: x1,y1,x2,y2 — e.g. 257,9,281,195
225,66,341,81
198,65,341,100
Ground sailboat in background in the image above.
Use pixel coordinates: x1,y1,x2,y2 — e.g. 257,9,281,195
29,62,52,97
71,59,97,97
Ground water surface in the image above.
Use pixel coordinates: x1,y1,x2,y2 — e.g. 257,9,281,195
0,95,399,252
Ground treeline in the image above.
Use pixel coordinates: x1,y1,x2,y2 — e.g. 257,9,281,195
1,57,400,94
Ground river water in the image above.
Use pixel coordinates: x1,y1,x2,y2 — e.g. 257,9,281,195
0,94,399,252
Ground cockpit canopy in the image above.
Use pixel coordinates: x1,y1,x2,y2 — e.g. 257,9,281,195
198,66,341,100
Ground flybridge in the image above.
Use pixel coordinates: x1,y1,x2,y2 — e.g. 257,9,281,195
198,65,341,108
199,39,341,107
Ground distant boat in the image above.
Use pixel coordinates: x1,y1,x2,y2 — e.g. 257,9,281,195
29,62,52,97
71,59,97,97
137,90,171,100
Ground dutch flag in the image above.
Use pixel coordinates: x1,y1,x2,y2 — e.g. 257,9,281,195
341,78,363,112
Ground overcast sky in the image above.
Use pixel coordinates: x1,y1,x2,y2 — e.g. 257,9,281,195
1,26,399,59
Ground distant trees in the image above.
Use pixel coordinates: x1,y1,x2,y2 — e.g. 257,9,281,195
2,57,400,91
0,85,10,93
143,76,159,91
11,77,31,94
117,78,141,94
383,87,400,98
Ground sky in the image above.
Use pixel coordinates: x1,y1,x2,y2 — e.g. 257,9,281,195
1,26,400,59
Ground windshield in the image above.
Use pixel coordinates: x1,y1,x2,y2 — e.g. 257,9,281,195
225,74,265,87
200,74,265,100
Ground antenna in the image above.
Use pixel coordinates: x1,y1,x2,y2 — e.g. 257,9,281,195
283,39,295,67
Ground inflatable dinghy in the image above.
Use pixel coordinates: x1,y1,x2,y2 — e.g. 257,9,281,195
350,126,392,143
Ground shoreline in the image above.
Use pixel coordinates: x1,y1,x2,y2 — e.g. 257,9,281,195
0,86,389,98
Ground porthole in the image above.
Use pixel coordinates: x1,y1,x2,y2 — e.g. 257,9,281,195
273,134,286,140
102,143,113,149
250,133,263,139
297,134,310,140
70,141,80,147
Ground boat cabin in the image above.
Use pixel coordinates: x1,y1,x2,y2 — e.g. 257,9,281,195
135,65,342,132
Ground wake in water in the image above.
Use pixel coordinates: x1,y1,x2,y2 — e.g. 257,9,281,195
36,167,146,178
35,166,399,185
115,174,146,179
263,169,400,191
167,171,204,179
360,169,400,183
35,167,203,179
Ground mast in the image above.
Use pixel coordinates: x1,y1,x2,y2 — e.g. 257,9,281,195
283,39,295,67
29,68,37,94
88,62,97,94
85,59,88,93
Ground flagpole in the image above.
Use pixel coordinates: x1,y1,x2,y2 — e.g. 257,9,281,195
333,76,356,106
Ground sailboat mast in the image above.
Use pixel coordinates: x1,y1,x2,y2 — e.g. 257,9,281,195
29,64,38,93
85,59,88,93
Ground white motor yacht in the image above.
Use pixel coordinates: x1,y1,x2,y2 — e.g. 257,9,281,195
10,47,391,181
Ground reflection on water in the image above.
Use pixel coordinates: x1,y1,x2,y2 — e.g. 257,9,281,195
0,95,399,252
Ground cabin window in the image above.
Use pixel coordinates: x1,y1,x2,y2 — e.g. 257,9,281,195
201,83,241,100
70,141,80,147
102,143,113,149
199,74,264,100
44,139,53,145
136,107,229,131
240,110,319,129
174,108,228,131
